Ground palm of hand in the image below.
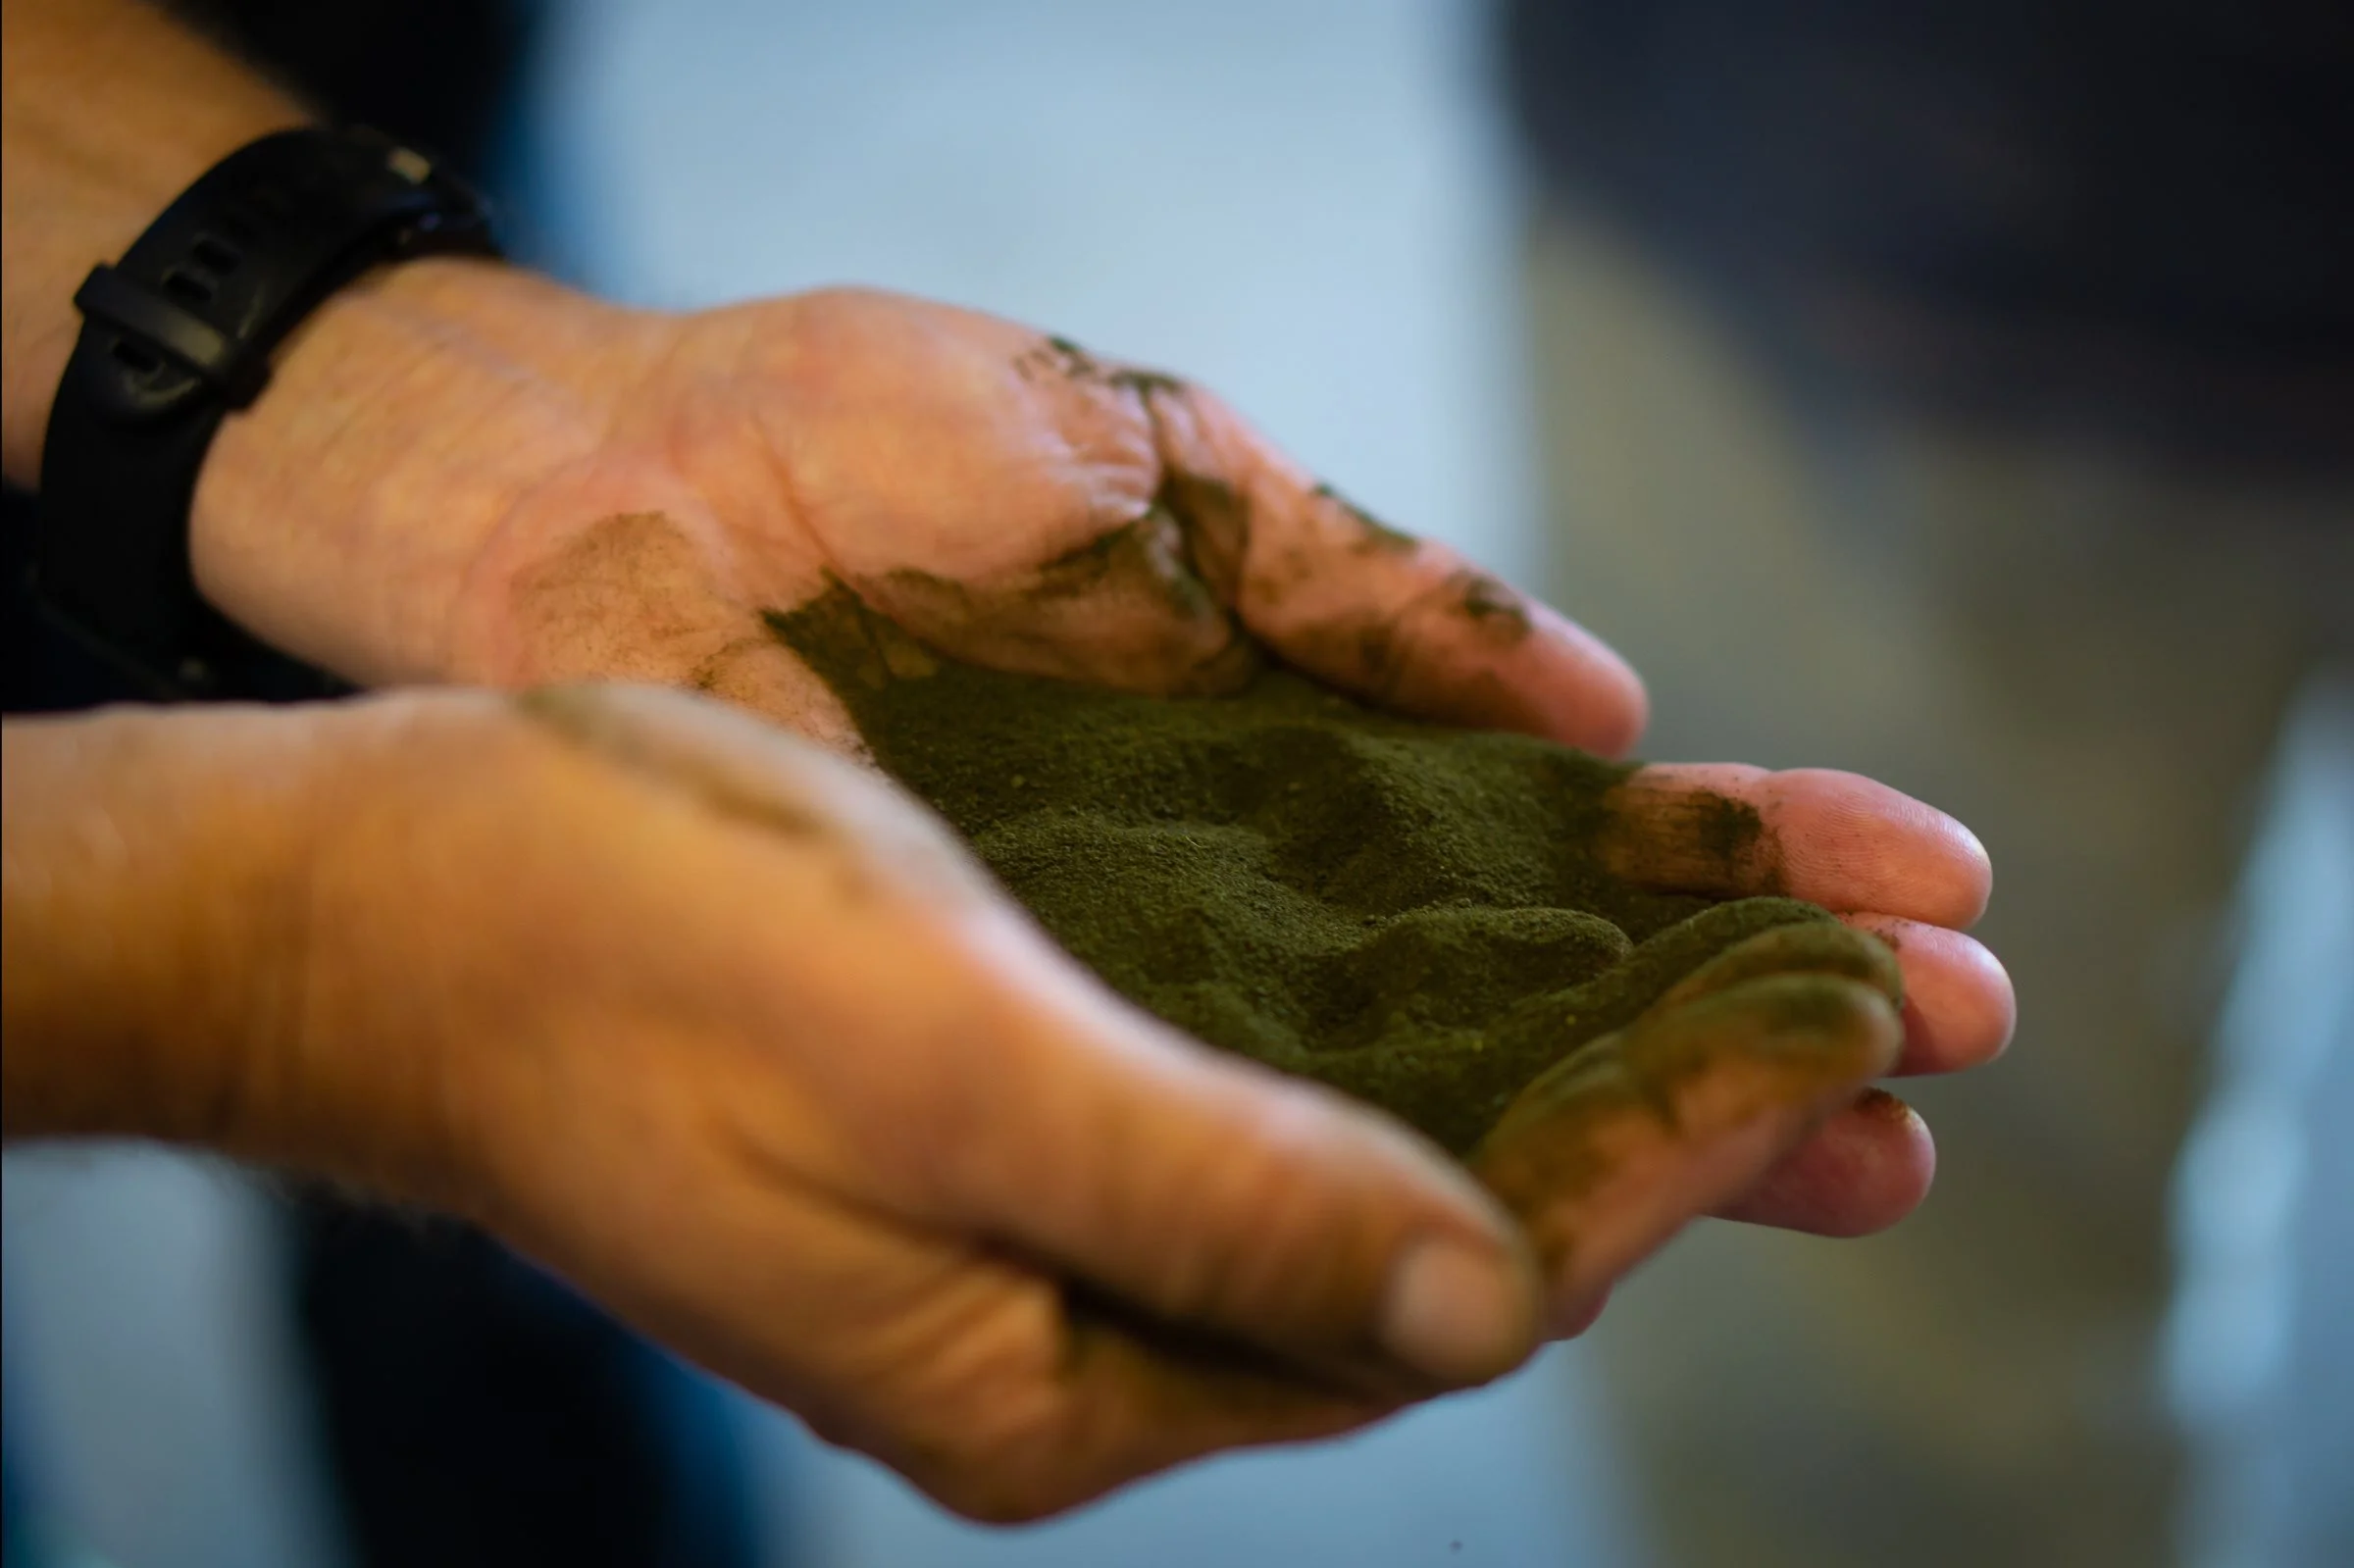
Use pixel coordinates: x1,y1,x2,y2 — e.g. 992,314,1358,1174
448,286,1639,755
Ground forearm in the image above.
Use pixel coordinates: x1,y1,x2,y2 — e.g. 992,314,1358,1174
1,705,314,1145
0,0,302,481
2,0,645,684
0,699,499,1211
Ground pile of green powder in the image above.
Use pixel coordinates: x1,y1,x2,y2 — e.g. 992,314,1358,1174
773,595,1854,1156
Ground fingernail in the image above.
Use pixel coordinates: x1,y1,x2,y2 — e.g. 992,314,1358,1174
1378,1235,1533,1385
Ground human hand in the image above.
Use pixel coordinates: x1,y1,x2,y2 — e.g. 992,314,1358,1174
161,685,1558,1518
194,271,1650,749
1,0,2010,1506
186,270,2010,1300
1474,759,2011,1334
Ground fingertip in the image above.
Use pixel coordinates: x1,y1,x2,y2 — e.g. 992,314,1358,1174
1309,573,1651,757
1377,1232,1542,1386
1544,1284,1612,1341
1919,807,1992,929
1840,916,2017,1075
1952,816,1993,921
1714,1088,1937,1236
1523,601,1650,756
1769,770,1991,928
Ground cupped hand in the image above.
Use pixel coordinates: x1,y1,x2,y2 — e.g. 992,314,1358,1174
262,685,1544,1520
196,272,2011,1335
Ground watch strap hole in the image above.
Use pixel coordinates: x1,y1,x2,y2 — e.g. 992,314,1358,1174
191,235,243,274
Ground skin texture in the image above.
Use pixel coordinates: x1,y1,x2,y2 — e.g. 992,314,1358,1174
1,690,1527,1519
409,287,2008,1239
1,0,2015,1522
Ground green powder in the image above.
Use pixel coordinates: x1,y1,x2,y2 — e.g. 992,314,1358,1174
772,593,1870,1156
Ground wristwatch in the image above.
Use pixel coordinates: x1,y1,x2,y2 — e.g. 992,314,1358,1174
34,125,500,700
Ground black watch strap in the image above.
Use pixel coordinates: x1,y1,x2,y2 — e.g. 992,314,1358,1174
35,126,499,699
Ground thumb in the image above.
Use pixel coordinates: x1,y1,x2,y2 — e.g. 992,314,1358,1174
915,912,1545,1393
1472,972,1903,1332
521,682,1540,1392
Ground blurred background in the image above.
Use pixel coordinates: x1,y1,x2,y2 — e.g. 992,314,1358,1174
4,2,2349,1565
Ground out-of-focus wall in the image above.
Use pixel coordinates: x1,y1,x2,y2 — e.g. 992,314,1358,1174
529,0,1546,588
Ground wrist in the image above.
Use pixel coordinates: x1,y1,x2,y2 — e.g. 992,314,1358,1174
1,696,519,1212
2,705,323,1150
189,259,661,686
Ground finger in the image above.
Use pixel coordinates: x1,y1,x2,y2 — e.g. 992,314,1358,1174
1547,1285,1613,1341
493,685,1527,1515
898,911,1546,1394
905,1284,1396,1522
807,1229,1403,1524
1712,1088,1937,1236
537,1119,1397,1527
1839,915,2017,1076
1644,914,2011,1078
1141,381,1649,755
1468,974,1901,1334
1603,763,1992,927
1648,918,1905,1015
521,683,1540,1396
